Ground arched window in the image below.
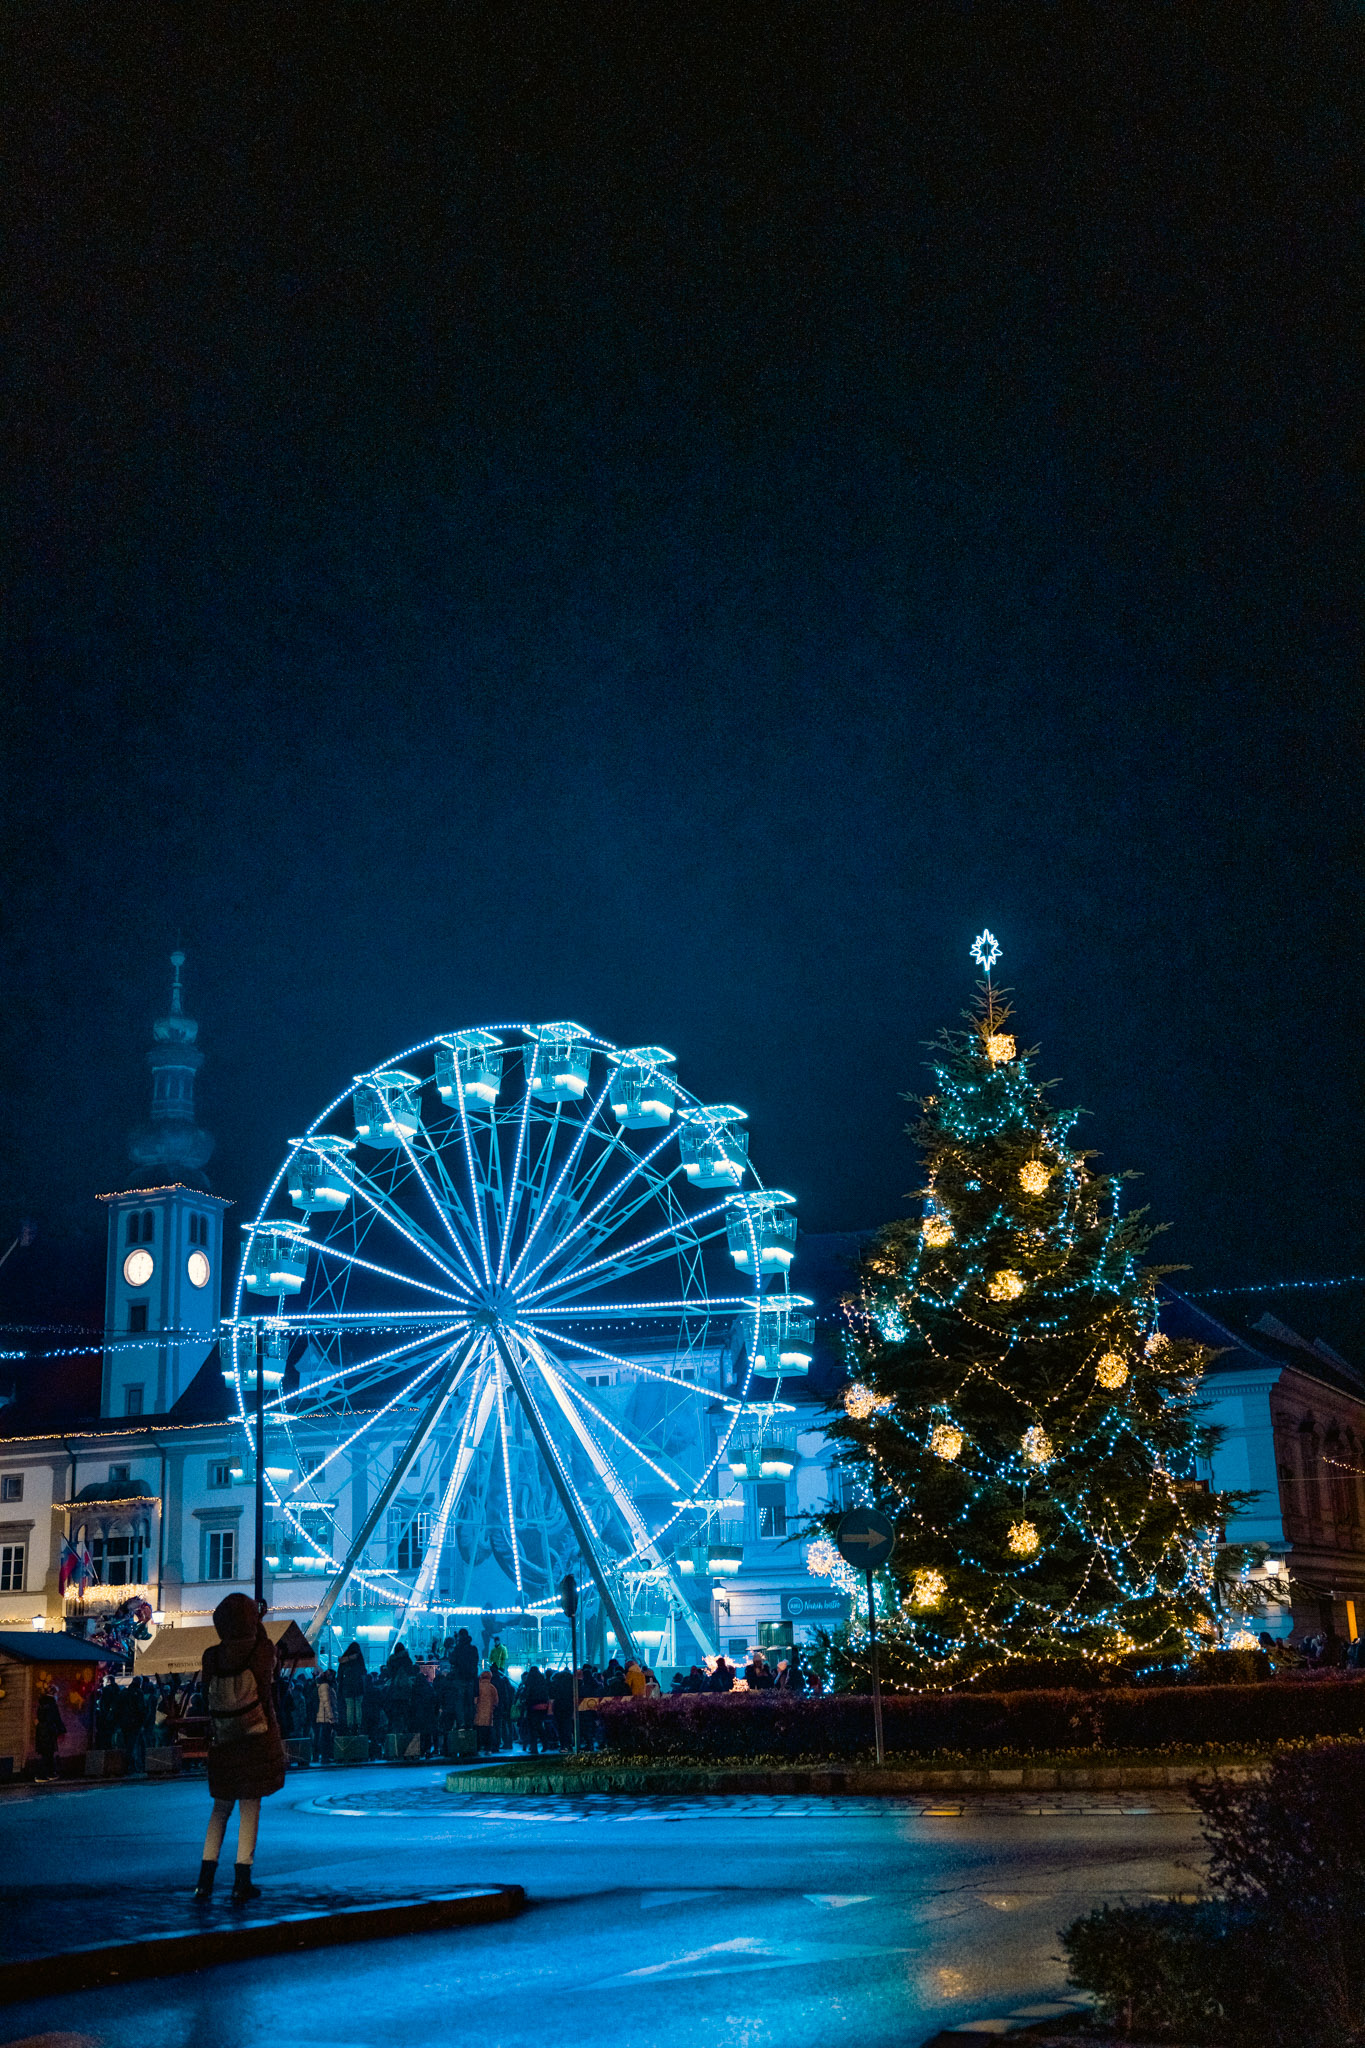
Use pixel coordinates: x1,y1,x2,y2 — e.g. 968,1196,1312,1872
142,1210,155,1240
126,1211,140,1245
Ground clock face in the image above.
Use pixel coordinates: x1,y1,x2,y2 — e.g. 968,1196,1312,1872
123,1249,154,1288
187,1249,211,1290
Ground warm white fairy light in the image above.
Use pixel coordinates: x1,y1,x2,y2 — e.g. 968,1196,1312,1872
844,1382,891,1421
921,1213,954,1248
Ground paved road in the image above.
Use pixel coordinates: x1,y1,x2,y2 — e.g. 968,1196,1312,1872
0,1767,1208,2047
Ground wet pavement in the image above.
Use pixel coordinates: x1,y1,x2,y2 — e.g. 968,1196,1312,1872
0,1764,1209,2046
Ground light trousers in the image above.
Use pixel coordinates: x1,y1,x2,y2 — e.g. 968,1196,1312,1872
202,1795,261,1866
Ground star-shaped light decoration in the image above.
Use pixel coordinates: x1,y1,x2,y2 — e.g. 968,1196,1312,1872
970,929,1001,974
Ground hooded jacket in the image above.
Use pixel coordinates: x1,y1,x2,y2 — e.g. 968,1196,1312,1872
201,1593,287,1803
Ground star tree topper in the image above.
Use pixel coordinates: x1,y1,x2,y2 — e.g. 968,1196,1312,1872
970,929,1001,974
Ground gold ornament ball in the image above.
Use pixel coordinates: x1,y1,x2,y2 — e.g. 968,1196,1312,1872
844,1382,890,1422
1007,1519,1040,1557
929,1421,964,1462
911,1567,947,1609
921,1214,954,1248
1018,1159,1051,1196
1229,1630,1259,1652
985,1032,1016,1064
987,1269,1025,1302
1145,1330,1170,1356
1021,1424,1053,1465
805,1537,841,1580
1096,1351,1129,1390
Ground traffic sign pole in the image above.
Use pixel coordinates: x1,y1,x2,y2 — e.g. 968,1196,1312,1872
866,1569,884,1766
835,1510,895,1770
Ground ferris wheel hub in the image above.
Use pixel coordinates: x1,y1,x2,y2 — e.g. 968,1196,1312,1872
471,1283,521,1329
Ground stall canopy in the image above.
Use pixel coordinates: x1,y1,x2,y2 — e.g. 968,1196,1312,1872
0,1631,114,1666
134,1617,317,1675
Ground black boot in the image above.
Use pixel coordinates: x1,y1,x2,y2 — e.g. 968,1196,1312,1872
192,1859,218,1902
231,1862,260,1903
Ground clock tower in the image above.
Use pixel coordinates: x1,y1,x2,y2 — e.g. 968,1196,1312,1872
100,953,230,1418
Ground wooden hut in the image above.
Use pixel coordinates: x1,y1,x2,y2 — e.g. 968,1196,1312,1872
134,1616,317,1676
0,1630,113,1777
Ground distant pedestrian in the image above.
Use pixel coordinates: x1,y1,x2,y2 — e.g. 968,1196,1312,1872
450,1627,479,1731
474,1668,498,1752
338,1641,367,1730
489,1635,508,1675
710,1657,735,1692
193,1594,286,1905
34,1687,63,1778
313,1667,337,1762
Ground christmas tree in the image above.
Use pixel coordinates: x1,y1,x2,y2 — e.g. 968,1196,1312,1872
826,931,1232,1683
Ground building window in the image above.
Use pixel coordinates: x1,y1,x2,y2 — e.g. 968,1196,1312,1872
108,1464,130,1485
388,1505,431,1570
0,1543,24,1592
1,1474,22,1503
92,1531,146,1585
205,1529,235,1581
128,1303,148,1334
126,1211,141,1245
124,1385,144,1417
208,1461,234,1490
188,1212,208,1246
755,1483,788,1539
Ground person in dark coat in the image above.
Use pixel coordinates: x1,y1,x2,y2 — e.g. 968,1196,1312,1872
193,1593,286,1904
337,1640,367,1729
521,1665,551,1754
450,1627,479,1732
34,1687,63,1777
710,1656,735,1692
549,1665,576,1750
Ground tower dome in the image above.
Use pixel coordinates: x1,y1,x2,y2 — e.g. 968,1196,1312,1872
128,950,215,1181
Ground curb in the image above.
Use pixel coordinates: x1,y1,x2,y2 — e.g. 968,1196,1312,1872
0,1885,525,2003
444,1759,1264,1797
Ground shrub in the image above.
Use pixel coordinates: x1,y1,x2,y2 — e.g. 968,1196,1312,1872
1063,1740,1365,2046
596,1679,1365,1762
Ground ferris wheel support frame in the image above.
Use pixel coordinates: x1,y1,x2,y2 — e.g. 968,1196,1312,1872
490,1330,640,1662
304,1326,481,1645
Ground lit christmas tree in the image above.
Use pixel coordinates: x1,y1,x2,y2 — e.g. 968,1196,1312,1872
829,932,1233,1683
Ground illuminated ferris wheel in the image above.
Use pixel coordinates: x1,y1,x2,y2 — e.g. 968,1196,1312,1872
225,1024,812,1663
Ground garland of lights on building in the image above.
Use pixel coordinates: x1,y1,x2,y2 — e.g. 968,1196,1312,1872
822,932,1240,1682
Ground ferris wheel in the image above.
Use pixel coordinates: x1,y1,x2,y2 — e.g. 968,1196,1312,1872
224,1024,812,1664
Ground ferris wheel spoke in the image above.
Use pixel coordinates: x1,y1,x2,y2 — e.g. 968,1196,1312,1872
491,1350,526,1602
520,1318,720,1400
308,1236,470,1304
514,1124,683,1292
307,1149,477,1298
542,1358,697,1494
396,1350,494,1633
388,1129,486,1294
494,1044,541,1282
491,1330,638,1657
530,1293,747,1321
304,1327,482,1643
525,1335,716,1661
283,1346,463,1502
523,1203,728,1307
258,1321,468,1421
507,1067,619,1283
450,1077,497,1285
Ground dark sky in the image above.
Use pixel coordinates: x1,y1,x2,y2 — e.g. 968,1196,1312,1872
2,6,1361,1348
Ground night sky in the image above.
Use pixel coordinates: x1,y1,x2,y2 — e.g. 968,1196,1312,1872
3,7,1360,1349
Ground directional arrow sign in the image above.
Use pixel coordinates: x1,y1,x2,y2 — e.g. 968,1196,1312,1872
835,1508,895,1570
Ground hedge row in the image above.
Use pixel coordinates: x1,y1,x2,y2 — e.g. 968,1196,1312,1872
595,1679,1365,1760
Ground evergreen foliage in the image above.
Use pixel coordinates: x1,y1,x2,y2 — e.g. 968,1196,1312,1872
827,969,1232,1681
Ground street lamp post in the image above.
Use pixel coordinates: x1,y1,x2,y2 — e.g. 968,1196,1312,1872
252,1323,267,1614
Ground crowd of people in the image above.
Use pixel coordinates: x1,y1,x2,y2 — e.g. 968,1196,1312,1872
29,1627,817,1778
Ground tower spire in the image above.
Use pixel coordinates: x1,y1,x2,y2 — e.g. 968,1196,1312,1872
128,950,215,1183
